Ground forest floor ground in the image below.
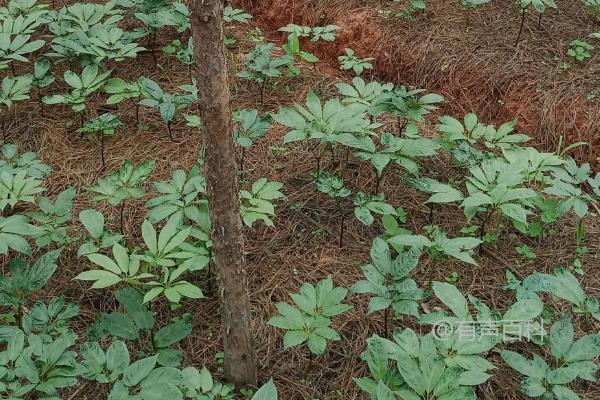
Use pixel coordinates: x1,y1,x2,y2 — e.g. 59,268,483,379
5,0,600,399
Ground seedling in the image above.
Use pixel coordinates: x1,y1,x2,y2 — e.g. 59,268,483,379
85,159,155,233
236,43,292,105
352,238,425,337
233,109,272,171
338,48,374,76
0,75,32,141
515,0,557,46
77,113,123,168
268,276,352,371
313,171,351,247
567,39,593,62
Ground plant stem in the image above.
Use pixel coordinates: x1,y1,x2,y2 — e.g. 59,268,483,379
1,119,5,143
38,87,44,117
120,202,125,234
478,210,492,254
10,63,15,76
337,201,346,248
384,307,389,338
207,260,213,296
100,134,106,168
329,144,336,168
240,147,246,173
374,171,382,194
259,78,267,108
538,12,542,29
515,8,526,47
166,121,174,141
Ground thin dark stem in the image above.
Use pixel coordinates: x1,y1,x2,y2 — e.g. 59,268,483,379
478,210,492,254
38,87,44,117
515,8,526,47
120,202,125,234
166,121,174,141
207,261,213,296
100,134,106,168
374,172,382,195
80,112,84,128
384,307,389,338
329,145,336,168
428,205,434,224
306,350,313,376
259,78,267,108
1,119,5,143
10,63,15,76
538,12,542,29
337,202,346,248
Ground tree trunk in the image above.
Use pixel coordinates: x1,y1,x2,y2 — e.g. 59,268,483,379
191,0,258,386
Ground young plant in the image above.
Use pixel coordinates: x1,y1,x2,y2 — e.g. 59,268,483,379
25,186,75,246
233,109,272,171
239,178,285,227
145,166,206,226
139,77,196,141
0,249,61,310
103,77,144,124
85,159,155,233
77,208,124,256
515,0,557,46
352,238,425,337
336,76,394,115
0,168,44,213
42,65,112,126
282,32,319,73
0,75,32,140
460,0,491,26
567,39,593,62
31,57,54,114
313,171,352,247
338,48,374,76
89,288,193,366
236,43,292,105
502,317,599,400
268,276,352,362
0,143,51,179
372,86,444,132
223,5,252,23
0,214,42,255
353,192,396,226
310,25,340,42
77,113,123,168
0,18,45,73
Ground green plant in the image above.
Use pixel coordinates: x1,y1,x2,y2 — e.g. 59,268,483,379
0,249,61,310
42,64,112,125
79,340,131,383
223,5,252,23
139,77,196,141
180,366,236,399
0,329,79,398
282,32,319,73
78,208,124,256
21,296,78,336
77,113,123,168
510,267,600,321
85,159,155,233
310,25,340,42
388,225,481,269
0,143,51,179
338,48,374,76
502,317,599,400
567,39,593,62
336,77,394,114
0,214,42,255
236,43,292,104
352,238,425,337
515,0,557,46
313,171,352,247
0,17,45,72
103,77,144,123
515,244,536,260
372,87,444,133
240,178,285,227
0,168,44,213
268,276,352,358
31,57,53,114
353,192,396,226
75,242,154,289
233,109,272,171
0,75,32,140
25,186,75,246
89,287,193,366
145,166,206,226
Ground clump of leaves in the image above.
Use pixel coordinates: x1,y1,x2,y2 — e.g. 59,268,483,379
313,171,352,247
0,214,42,255
567,39,594,62
0,249,61,311
236,43,292,104
502,317,599,400
338,48,374,76
85,159,155,233
268,276,352,357
353,192,396,226
233,109,272,171
25,186,75,247
0,75,32,140
0,143,51,179
240,178,284,227
77,113,123,168
353,238,425,337
77,208,123,256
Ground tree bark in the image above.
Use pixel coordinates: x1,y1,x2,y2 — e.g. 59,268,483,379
191,0,258,386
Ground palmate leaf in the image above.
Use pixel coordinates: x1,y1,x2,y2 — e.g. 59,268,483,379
1,74,32,108
233,109,272,148
0,214,43,256
0,248,61,306
0,143,52,179
0,168,45,212
85,159,155,205
236,43,292,84
240,178,284,227
0,30,45,69
353,192,396,226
